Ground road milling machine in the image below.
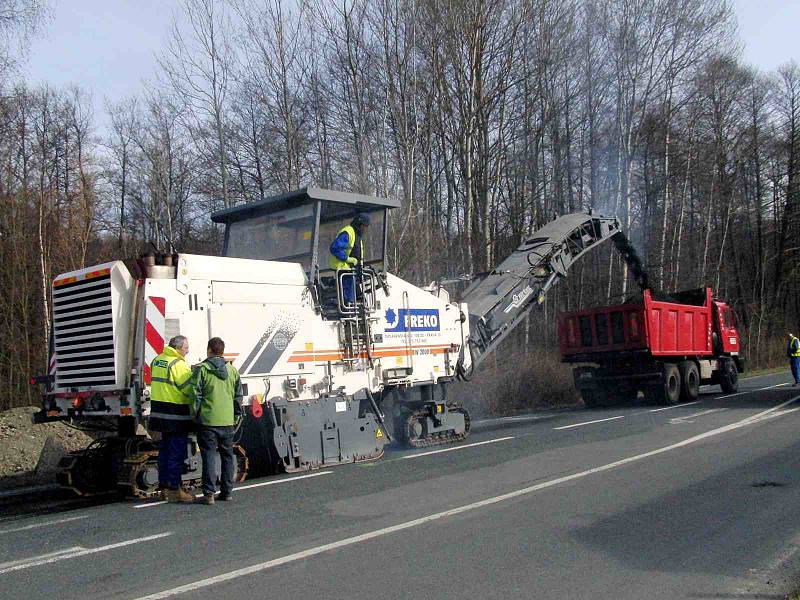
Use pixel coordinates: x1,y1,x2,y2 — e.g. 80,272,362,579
33,188,648,497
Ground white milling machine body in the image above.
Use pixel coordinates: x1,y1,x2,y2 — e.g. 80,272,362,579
37,187,639,496
38,189,472,495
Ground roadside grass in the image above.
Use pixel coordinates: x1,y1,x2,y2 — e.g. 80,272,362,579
741,366,790,379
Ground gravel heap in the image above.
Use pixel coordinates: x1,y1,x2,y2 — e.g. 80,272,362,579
0,406,93,489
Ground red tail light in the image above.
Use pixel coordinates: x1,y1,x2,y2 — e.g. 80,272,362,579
249,394,263,419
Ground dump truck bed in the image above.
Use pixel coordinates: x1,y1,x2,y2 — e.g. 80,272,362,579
559,288,714,360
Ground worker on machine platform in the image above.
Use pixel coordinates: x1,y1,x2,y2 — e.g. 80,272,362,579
149,335,195,503
329,212,370,305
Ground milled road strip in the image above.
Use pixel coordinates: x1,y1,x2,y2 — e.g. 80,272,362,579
0,532,172,576
133,471,334,509
402,437,515,460
553,415,625,430
0,515,88,535
0,484,59,499
134,396,800,600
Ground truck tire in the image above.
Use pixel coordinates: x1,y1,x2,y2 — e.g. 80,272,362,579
660,364,682,405
719,358,739,393
679,361,700,401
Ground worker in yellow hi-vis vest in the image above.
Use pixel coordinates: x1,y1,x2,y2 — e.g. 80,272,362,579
329,213,370,305
787,332,800,386
149,335,194,503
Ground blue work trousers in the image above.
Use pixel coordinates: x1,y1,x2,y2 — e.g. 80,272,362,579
158,432,188,489
342,272,355,305
198,426,235,497
791,357,800,383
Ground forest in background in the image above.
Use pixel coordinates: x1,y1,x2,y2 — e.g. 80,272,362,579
1,0,798,411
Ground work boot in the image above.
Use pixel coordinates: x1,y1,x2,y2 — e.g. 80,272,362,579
166,488,194,504
196,494,215,505
218,492,232,502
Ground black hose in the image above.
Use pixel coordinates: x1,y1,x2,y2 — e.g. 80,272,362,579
364,387,392,442
456,340,478,382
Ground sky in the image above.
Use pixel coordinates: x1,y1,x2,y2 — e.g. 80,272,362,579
732,0,800,71
22,0,171,110
17,0,800,131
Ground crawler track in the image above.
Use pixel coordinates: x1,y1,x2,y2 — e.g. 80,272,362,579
403,406,471,448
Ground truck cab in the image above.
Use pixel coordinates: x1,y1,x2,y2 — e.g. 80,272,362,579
712,300,740,356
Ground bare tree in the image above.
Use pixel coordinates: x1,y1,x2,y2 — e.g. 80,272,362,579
159,0,233,208
0,0,49,83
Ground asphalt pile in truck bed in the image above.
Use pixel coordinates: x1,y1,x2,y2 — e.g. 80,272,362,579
0,407,92,489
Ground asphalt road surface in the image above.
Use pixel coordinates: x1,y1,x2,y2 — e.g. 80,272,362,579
3,371,800,600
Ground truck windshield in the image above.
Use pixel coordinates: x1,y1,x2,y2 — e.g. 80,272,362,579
225,204,315,266
722,307,736,329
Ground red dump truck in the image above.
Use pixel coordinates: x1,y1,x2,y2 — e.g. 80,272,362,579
558,287,744,407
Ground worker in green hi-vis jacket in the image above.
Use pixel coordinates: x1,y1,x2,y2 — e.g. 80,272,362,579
192,336,243,505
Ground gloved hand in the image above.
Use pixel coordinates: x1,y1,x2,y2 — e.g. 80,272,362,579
346,256,358,266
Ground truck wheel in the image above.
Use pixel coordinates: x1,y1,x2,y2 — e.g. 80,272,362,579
719,358,739,393
661,364,682,405
679,361,700,401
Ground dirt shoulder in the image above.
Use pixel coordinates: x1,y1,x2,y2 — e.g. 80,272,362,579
0,406,93,490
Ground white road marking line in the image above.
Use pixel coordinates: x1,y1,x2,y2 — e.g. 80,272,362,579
0,547,84,570
718,382,790,399
553,415,625,430
749,407,800,423
133,471,334,509
134,396,800,600
717,391,748,399
135,500,168,509
669,408,726,424
193,470,333,497
474,415,544,424
0,515,88,535
402,437,514,460
0,532,172,575
649,401,701,412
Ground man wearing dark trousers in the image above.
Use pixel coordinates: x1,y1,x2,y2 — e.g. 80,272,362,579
192,337,242,505
149,335,195,503
788,332,800,385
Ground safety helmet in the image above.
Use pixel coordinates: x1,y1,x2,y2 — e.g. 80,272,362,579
352,213,371,228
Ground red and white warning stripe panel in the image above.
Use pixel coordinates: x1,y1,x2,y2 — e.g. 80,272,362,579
143,297,166,385
49,351,57,377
